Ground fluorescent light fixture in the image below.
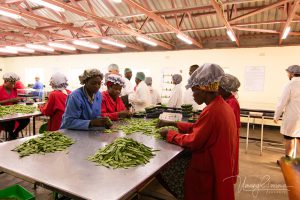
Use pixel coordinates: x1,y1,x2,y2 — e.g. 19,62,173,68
0,10,22,19
102,39,126,48
26,44,55,52
226,30,236,42
112,0,122,3
281,26,291,39
48,42,76,51
0,48,18,54
72,40,100,49
27,0,65,12
176,34,193,45
6,46,35,53
136,36,157,46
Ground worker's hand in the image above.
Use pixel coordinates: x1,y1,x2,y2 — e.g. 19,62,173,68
156,120,176,128
90,117,113,128
159,129,169,138
9,97,21,103
118,110,132,118
273,119,278,124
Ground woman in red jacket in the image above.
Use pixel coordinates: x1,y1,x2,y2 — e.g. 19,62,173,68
219,74,241,184
101,74,131,120
39,73,71,131
158,63,236,200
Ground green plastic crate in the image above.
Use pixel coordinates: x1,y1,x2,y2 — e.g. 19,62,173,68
0,184,35,200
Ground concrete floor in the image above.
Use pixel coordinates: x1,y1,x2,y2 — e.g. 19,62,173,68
0,124,289,200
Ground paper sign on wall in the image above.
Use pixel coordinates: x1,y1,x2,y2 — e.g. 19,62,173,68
244,66,265,91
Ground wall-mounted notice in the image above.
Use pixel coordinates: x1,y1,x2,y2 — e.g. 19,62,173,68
244,66,265,91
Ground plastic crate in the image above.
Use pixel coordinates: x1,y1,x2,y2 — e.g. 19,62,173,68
0,184,35,200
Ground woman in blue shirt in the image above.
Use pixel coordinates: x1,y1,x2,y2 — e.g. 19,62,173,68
61,69,111,130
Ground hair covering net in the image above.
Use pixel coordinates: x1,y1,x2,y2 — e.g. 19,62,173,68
136,72,145,81
145,77,152,86
3,72,19,82
50,72,68,90
79,68,103,85
108,64,119,72
186,63,225,91
106,74,125,87
172,74,182,84
286,65,300,75
124,68,132,74
219,74,241,92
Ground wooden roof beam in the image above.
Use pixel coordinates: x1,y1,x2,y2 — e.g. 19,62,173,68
211,0,240,46
233,26,280,34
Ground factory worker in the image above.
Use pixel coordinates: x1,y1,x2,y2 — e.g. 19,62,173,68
39,73,71,131
157,63,236,200
274,65,300,158
145,77,161,106
219,73,241,184
128,72,151,112
108,63,120,75
0,73,29,140
101,74,131,121
167,74,183,108
121,68,134,109
61,69,111,130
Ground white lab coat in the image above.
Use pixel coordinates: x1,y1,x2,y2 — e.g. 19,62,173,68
148,86,161,106
274,77,300,137
183,88,206,110
121,78,133,96
128,81,151,112
167,84,183,108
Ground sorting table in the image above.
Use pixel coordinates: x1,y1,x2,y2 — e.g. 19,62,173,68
0,129,183,200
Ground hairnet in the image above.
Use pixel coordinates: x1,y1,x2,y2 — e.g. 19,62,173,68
106,74,125,87
219,74,240,92
3,72,19,82
108,64,119,72
79,68,103,85
136,72,145,81
186,63,225,91
50,72,68,90
145,77,152,86
172,74,182,84
286,65,300,75
124,68,132,74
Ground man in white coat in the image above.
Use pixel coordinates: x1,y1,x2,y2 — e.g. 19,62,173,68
167,74,183,108
274,65,300,158
145,77,161,106
121,68,134,109
129,72,151,112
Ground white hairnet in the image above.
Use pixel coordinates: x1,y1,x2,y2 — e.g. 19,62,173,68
50,72,68,90
3,72,19,82
79,68,103,85
108,64,119,71
172,74,182,84
145,77,152,86
186,63,225,89
106,74,125,87
219,74,240,92
286,65,300,75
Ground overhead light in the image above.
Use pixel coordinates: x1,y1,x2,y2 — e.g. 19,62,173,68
26,44,55,52
0,48,18,54
136,36,157,46
226,30,236,42
0,10,22,19
102,39,126,48
6,46,35,53
48,42,76,51
281,26,291,39
112,0,122,3
176,34,193,45
27,0,65,12
72,40,100,49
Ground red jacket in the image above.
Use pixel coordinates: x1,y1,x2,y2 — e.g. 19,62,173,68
101,91,126,121
167,96,236,200
225,94,241,183
0,85,18,105
39,90,71,131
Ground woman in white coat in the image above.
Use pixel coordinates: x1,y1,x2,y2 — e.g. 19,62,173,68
128,72,151,112
274,65,300,158
167,74,183,108
145,77,161,106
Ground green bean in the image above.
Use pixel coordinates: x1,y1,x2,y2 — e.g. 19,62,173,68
0,104,36,117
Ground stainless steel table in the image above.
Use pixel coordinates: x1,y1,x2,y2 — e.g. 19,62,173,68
0,129,183,200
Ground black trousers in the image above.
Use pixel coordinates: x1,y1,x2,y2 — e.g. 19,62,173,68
1,118,30,140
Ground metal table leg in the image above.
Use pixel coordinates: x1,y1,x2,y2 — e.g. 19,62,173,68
260,116,264,156
245,115,250,153
33,116,36,135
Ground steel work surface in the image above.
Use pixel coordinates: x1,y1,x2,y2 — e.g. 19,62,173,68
0,111,42,122
0,129,183,200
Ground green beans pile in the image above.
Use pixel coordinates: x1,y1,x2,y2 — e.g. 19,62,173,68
12,131,75,157
88,137,158,169
0,104,36,117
